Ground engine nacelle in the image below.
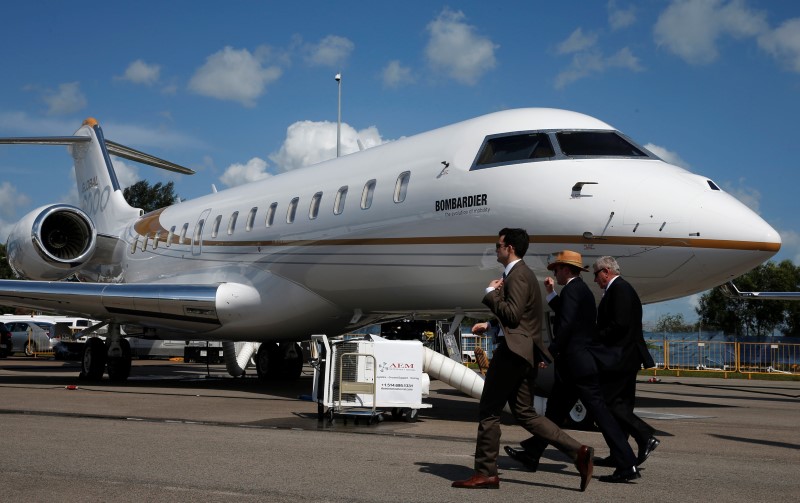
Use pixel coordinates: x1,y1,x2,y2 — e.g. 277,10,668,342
6,204,97,280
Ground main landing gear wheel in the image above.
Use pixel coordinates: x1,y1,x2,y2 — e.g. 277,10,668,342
255,342,304,381
81,337,107,381
107,338,132,382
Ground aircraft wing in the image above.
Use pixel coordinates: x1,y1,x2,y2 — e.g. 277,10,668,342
0,280,229,333
721,282,800,301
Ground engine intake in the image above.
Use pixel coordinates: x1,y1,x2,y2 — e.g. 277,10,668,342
6,204,97,280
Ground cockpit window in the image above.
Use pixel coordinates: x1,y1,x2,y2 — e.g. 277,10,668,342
556,131,647,157
474,133,554,169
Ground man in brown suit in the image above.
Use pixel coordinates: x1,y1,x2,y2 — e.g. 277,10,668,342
452,228,594,491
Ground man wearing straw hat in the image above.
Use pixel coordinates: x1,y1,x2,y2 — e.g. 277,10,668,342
504,250,641,484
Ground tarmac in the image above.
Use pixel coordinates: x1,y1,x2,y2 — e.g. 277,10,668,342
1,356,798,502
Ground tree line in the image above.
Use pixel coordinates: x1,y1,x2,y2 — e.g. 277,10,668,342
655,260,800,337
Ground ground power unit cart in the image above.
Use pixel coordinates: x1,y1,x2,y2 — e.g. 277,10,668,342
310,334,431,424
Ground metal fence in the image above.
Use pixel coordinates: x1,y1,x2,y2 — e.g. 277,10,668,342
645,339,800,376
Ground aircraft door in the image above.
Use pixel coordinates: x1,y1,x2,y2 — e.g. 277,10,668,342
192,208,212,256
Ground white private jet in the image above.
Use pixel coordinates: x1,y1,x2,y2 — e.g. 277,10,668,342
0,108,781,384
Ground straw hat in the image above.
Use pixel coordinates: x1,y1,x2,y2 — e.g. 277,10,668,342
547,250,589,272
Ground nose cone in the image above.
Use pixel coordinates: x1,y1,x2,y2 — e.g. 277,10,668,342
697,189,781,256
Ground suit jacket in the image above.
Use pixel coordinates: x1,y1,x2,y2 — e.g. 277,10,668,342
482,260,551,366
596,276,655,372
547,276,602,379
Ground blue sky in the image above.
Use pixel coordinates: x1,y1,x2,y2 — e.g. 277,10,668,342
1,1,798,327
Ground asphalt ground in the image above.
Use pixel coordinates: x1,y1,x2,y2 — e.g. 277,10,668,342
0,356,798,502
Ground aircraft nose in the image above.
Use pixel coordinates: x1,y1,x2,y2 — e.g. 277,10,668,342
697,188,781,255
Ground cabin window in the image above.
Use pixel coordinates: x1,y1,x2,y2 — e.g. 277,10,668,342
193,219,205,244
287,197,299,223
309,192,322,220
556,131,647,157
394,171,410,203
211,215,222,238
227,211,239,235
166,226,176,247
334,186,348,215
361,179,376,210
180,223,189,244
473,132,554,169
246,207,257,231
265,202,277,227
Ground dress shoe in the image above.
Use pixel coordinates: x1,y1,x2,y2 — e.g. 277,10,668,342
574,445,594,492
451,472,500,489
504,445,539,472
637,436,660,465
594,455,615,467
599,466,641,483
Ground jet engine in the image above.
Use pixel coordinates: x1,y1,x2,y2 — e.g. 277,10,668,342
6,204,97,280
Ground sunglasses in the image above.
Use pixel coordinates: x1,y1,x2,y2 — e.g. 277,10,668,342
495,242,508,250
593,268,606,278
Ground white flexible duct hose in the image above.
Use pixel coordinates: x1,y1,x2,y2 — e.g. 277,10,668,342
422,347,484,399
222,341,260,377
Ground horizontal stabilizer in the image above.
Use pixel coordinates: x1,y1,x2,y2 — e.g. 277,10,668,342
0,135,195,174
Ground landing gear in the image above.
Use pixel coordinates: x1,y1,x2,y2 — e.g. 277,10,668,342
107,338,131,382
79,323,133,383
255,342,304,381
81,337,107,381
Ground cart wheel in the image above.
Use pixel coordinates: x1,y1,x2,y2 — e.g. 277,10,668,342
391,408,402,420
404,408,419,423
317,403,324,422
327,409,335,425
375,413,384,424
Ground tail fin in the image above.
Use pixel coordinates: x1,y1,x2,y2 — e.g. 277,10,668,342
0,118,195,236
71,118,141,234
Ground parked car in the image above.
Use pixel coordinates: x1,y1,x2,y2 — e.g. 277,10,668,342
0,323,13,358
5,320,57,356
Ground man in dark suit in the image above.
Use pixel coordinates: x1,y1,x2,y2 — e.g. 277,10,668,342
504,250,641,484
452,230,594,491
592,256,659,467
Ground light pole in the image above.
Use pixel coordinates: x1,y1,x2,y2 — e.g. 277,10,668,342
335,72,341,158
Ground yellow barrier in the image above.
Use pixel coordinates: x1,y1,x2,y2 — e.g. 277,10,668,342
652,340,800,376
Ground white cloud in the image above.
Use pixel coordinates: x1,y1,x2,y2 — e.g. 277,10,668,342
0,111,76,135
643,143,691,169
775,228,800,265
654,0,769,65
188,46,282,107
557,28,598,55
0,181,31,219
219,157,271,188
269,120,386,172
722,177,761,213
608,0,636,30
758,18,800,73
304,35,354,67
119,60,161,85
425,8,498,86
555,47,643,89
43,82,87,115
382,60,415,88
110,157,141,189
